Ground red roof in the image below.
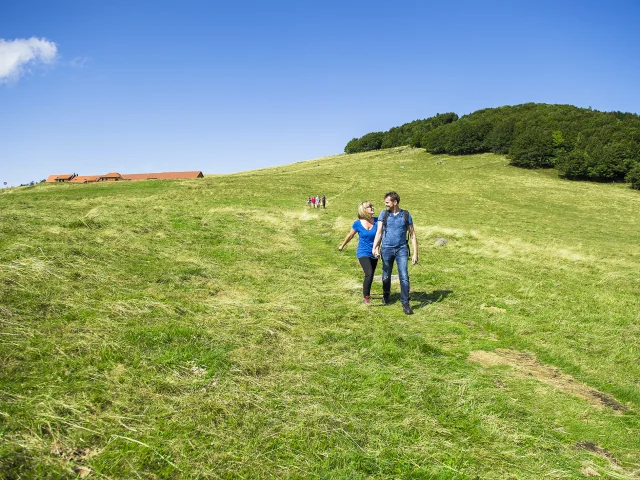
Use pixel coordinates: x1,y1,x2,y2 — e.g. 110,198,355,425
121,171,204,180
100,172,122,178
69,175,100,183
46,174,75,183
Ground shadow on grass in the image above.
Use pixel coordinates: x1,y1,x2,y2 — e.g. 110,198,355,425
370,290,453,309
411,290,453,309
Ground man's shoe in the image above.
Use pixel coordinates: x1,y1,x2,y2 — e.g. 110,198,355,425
382,294,390,305
363,296,371,305
402,303,414,315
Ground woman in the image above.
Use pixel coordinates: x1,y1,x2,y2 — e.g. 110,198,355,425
338,201,379,304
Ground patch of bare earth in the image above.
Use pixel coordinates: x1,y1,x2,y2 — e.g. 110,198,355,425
575,442,619,465
574,444,636,479
50,444,99,478
467,349,627,413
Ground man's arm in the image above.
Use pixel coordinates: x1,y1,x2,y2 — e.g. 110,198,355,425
372,223,383,258
409,224,418,264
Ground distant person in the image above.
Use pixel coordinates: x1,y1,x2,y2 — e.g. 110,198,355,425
372,191,418,314
338,201,379,305
307,196,312,208
322,195,326,208
311,196,316,208
316,195,321,208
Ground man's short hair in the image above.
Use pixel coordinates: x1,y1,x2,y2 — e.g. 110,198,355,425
384,191,400,204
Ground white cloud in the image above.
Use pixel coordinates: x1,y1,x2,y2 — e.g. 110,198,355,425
0,37,58,82
70,56,89,68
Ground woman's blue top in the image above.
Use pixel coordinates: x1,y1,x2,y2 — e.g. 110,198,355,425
352,218,378,259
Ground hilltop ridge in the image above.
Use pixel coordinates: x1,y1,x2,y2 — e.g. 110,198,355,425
345,103,640,188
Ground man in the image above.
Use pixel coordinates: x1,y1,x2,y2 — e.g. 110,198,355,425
372,191,419,314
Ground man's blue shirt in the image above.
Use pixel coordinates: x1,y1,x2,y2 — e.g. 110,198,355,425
379,209,413,249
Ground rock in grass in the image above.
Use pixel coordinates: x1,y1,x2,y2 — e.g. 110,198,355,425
481,304,506,313
434,237,448,246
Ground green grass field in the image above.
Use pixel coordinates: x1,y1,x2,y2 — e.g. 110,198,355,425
1,148,639,479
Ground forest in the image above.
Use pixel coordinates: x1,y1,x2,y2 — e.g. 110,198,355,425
344,103,640,189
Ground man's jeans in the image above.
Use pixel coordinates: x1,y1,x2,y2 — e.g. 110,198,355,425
381,245,410,305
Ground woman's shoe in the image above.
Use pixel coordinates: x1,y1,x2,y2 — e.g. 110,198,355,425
363,296,371,305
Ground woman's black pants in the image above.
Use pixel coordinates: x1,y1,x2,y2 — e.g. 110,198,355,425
358,257,379,297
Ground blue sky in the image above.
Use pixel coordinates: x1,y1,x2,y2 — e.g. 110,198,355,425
1,0,639,187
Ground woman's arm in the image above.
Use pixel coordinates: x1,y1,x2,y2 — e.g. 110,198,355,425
372,222,383,258
338,229,357,251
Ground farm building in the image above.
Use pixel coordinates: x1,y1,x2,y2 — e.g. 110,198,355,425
121,171,204,181
46,171,204,183
45,174,76,183
69,175,101,184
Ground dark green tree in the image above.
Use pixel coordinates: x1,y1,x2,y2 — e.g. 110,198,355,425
625,163,640,189
509,127,555,168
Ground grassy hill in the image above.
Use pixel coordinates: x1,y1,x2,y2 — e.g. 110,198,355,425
1,148,639,478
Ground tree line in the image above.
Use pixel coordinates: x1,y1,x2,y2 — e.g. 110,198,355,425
344,103,640,189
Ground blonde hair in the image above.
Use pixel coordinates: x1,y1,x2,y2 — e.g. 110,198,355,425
357,201,374,221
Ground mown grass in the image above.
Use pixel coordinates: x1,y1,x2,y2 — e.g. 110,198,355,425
1,148,638,479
